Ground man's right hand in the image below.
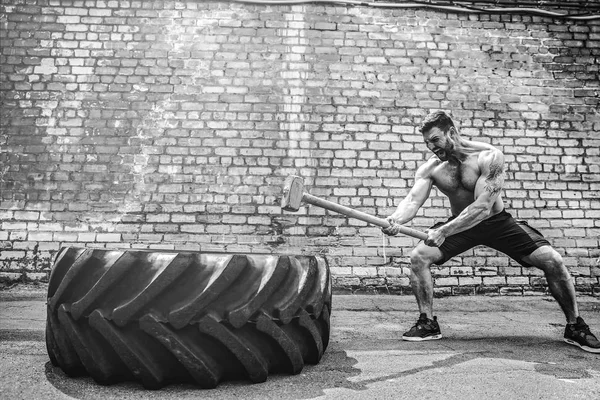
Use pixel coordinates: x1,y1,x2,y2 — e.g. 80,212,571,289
382,217,403,236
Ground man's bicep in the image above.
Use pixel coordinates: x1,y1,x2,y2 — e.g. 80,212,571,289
476,150,505,200
406,173,434,207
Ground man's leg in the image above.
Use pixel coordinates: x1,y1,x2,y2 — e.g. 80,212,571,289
401,243,445,341
409,243,445,318
521,244,600,353
520,245,578,324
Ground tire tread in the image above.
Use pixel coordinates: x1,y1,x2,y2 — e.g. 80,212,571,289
46,249,331,388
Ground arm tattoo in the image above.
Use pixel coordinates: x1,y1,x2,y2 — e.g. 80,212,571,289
484,156,504,195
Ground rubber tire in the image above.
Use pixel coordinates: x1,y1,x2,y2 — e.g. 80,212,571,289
46,248,331,389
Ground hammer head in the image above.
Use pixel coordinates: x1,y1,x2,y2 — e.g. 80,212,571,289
281,175,305,211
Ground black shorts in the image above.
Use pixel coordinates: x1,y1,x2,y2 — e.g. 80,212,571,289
432,210,551,267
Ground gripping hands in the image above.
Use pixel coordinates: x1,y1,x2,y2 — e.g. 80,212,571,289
381,217,405,236
382,217,445,247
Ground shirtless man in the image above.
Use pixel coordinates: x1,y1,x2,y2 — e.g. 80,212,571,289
383,111,600,353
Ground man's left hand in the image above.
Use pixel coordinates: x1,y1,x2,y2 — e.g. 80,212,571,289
425,228,446,247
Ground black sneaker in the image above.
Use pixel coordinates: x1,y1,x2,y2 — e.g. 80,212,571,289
402,313,442,341
564,316,600,354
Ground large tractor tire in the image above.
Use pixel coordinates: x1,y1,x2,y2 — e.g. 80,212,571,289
46,248,331,389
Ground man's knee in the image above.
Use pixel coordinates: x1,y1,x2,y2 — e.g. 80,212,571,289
546,251,570,278
410,246,441,271
548,250,564,269
529,247,568,278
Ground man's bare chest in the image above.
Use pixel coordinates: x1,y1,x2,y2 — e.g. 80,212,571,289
432,162,480,194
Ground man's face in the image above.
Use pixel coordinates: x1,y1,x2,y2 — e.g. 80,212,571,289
422,127,454,161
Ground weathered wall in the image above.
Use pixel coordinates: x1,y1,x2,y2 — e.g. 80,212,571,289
1,0,599,295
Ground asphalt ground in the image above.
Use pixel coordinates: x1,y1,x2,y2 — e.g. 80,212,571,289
1,284,599,400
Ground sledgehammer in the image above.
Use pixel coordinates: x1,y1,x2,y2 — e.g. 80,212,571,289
280,175,428,241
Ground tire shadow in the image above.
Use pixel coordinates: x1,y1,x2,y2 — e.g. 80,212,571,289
44,341,364,400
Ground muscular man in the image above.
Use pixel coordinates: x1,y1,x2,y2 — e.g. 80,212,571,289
383,111,599,353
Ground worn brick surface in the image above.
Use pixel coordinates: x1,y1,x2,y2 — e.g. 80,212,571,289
0,1,599,294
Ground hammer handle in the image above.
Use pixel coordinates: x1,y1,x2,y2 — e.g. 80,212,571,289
303,193,429,241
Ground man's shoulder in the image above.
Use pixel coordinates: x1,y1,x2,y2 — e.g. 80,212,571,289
476,145,504,164
417,156,443,175
475,146,505,176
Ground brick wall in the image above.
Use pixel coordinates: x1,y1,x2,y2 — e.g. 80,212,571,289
1,0,599,295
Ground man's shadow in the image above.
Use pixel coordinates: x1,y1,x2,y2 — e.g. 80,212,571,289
343,334,599,386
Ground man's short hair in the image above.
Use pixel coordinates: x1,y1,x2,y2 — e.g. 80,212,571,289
419,111,455,134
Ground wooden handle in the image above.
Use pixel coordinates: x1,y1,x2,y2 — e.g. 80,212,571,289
302,193,428,241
